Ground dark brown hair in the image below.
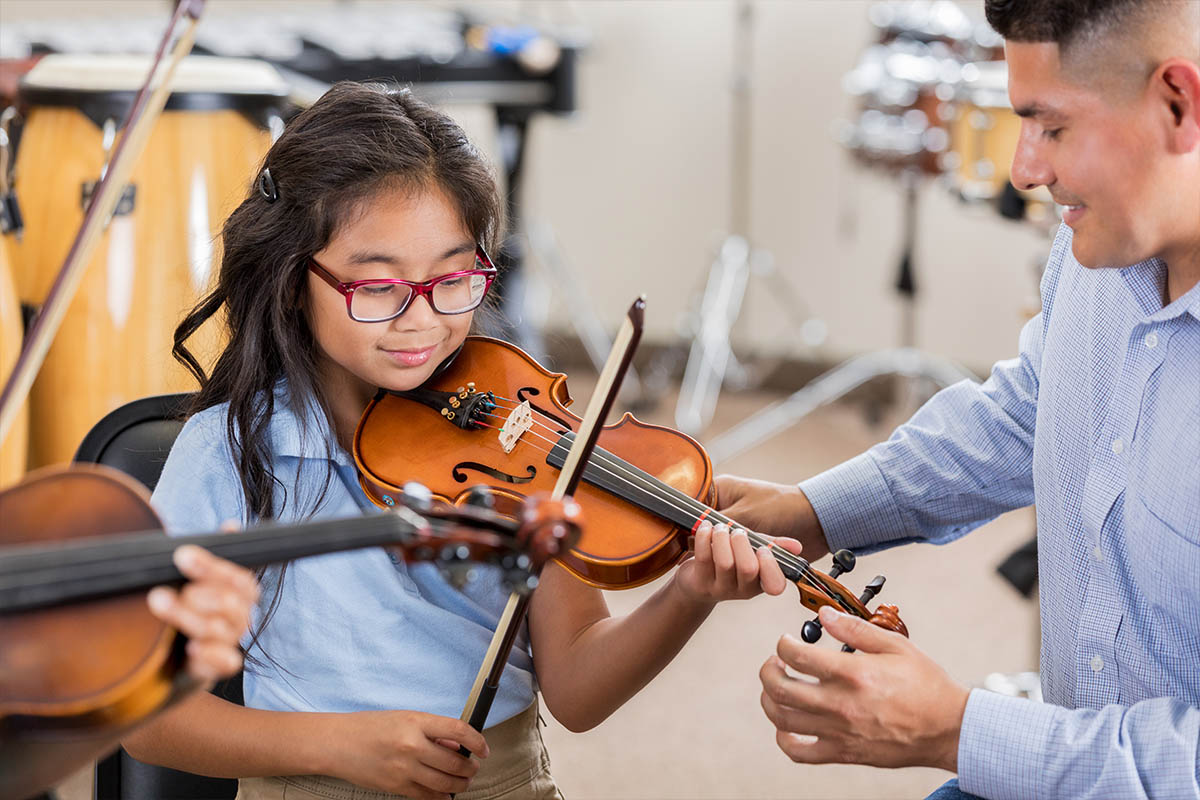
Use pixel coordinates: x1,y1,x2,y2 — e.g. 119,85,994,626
985,0,1155,48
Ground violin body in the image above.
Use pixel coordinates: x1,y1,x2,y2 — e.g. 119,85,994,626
356,337,716,589
0,467,184,800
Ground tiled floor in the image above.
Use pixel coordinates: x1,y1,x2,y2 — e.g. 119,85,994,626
53,381,1039,800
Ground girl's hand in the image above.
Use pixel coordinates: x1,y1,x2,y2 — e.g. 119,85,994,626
673,521,805,604
145,544,259,683
328,710,490,799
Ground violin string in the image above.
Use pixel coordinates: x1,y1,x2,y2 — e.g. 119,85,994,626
479,400,819,577
476,400,831,592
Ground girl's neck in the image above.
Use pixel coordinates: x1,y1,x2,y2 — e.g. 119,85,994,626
315,358,377,453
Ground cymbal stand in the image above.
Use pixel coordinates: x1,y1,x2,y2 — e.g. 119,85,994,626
706,168,977,465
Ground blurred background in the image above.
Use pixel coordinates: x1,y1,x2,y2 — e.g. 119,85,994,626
0,1,1046,798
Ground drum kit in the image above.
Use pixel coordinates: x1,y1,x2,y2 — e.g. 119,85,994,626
839,0,1055,226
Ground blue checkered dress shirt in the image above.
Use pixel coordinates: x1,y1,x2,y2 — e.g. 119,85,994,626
800,224,1200,800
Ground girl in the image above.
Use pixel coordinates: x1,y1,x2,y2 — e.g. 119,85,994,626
124,82,800,800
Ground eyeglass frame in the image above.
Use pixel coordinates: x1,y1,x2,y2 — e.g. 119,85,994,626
308,245,498,322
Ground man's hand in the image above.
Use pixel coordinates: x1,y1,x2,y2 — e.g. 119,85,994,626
715,475,830,561
146,544,259,683
759,605,969,772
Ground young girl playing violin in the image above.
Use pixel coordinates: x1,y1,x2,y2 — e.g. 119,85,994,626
123,82,802,800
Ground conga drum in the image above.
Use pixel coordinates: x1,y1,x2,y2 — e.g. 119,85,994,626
0,239,27,486
7,54,288,468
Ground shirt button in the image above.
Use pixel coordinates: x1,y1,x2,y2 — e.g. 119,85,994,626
1090,655,1105,673
1093,546,1103,561
1111,438,1124,455
1144,332,1158,349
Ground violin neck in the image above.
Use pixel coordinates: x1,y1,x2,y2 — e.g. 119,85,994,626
0,514,411,614
546,433,811,582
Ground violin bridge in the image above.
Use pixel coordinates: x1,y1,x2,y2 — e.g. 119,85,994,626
498,400,533,454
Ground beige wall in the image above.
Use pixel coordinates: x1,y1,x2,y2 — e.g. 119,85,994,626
0,0,1054,374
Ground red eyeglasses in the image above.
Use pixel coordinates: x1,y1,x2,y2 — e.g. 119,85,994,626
309,246,497,322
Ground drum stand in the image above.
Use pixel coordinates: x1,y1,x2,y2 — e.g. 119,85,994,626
706,168,976,465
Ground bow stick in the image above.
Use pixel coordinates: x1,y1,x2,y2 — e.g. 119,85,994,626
457,296,645,747
0,0,206,446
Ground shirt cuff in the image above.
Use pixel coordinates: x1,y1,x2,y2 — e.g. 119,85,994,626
958,688,1060,800
798,452,910,553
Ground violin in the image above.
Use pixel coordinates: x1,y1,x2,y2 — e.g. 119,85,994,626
0,464,580,800
354,335,908,642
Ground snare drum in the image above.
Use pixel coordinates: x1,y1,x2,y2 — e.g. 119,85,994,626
7,54,288,468
944,61,1019,200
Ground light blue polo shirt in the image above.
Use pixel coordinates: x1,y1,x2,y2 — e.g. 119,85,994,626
151,382,535,725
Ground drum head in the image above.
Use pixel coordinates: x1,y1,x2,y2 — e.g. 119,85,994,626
18,54,289,125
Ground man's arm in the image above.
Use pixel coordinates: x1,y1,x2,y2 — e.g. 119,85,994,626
959,689,1200,800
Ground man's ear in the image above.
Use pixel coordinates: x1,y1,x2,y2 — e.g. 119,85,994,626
1154,58,1200,153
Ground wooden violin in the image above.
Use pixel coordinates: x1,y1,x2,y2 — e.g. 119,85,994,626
0,464,580,800
354,335,908,642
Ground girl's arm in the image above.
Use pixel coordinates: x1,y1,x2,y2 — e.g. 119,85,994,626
528,523,800,732
123,692,489,797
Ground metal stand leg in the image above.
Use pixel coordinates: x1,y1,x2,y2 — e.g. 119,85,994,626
706,346,975,464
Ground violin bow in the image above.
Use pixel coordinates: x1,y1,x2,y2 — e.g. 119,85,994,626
457,296,646,743
0,0,207,444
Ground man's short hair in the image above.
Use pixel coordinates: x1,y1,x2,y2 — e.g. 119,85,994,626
984,0,1154,49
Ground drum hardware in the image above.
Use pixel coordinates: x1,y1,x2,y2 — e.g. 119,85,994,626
0,108,21,237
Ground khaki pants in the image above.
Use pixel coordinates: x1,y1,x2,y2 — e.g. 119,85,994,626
235,702,562,800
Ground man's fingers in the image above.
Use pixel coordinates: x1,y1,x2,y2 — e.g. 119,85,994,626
818,606,908,655
775,730,844,764
760,689,828,736
418,738,480,779
776,632,843,682
759,653,829,713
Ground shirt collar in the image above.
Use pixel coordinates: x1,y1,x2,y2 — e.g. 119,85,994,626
1118,256,1200,323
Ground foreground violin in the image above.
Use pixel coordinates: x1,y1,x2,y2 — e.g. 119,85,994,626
354,334,908,643
0,464,580,800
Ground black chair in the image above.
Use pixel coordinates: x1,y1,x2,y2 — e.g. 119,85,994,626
74,393,242,800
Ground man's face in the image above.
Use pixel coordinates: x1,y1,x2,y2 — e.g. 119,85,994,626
1006,41,1176,269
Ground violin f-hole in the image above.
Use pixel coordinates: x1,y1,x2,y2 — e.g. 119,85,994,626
452,462,537,485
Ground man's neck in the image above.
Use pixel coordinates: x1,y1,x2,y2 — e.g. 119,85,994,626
1163,237,1200,305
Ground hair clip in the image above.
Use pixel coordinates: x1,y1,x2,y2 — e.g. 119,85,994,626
258,168,278,203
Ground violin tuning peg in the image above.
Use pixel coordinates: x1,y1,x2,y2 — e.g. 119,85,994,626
800,619,823,644
858,575,886,605
401,482,433,511
829,549,856,578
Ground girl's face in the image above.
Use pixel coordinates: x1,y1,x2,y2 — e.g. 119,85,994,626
307,184,479,412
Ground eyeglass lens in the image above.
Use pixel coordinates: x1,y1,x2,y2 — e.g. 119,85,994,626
350,271,490,321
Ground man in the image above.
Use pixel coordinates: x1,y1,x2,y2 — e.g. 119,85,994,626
717,1,1200,798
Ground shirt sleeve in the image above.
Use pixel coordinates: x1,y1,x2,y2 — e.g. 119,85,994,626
799,227,1072,554
958,688,1200,800
150,407,246,536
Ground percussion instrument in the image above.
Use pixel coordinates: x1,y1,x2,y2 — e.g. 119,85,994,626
6,54,288,469
0,240,25,484
943,60,1055,221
